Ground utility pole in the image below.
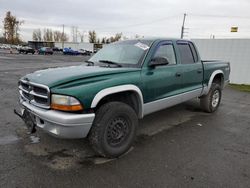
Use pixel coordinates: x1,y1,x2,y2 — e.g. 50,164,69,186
62,24,64,49
180,13,187,39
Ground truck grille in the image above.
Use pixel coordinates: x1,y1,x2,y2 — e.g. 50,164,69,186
19,79,50,109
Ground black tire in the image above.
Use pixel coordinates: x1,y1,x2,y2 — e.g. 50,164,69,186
200,83,222,113
88,102,138,158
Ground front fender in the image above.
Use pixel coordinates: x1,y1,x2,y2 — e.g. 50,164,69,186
91,84,144,118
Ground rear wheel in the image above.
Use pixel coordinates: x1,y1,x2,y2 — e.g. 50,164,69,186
88,102,138,158
200,83,222,113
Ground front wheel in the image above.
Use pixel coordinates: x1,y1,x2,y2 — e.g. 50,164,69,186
200,83,222,113
88,102,138,158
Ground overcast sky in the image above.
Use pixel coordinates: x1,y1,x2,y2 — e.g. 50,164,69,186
1,0,250,41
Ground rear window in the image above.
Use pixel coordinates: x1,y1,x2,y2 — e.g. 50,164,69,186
189,43,198,62
177,43,195,64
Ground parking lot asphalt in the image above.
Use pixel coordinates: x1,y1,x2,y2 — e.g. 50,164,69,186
0,53,250,188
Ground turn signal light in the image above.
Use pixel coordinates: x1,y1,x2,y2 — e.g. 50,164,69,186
51,103,83,111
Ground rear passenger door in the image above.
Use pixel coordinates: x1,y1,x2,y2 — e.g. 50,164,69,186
176,41,203,93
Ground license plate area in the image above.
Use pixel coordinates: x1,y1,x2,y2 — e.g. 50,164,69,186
24,108,37,133
15,105,37,134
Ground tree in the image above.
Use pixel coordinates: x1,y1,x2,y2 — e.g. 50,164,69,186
135,34,140,38
0,37,5,43
78,31,86,42
43,28,53,41
110,36,115,43
88,30,97,43
53,30,61,42
71,26,78,42
106,38,110,44
114,33,122,42
101,37,106,44
32,29,41,41
3,11,23,44
107,33,123,43
61,33,69,42
32,28,68,42
53,30,69,42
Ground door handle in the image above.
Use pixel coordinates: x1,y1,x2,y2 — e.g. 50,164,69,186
197,69,202,74
175,72,181,77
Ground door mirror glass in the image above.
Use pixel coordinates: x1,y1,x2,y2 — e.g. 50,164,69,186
149,57,169,67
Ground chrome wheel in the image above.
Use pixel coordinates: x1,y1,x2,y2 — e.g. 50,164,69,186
212,90,220,108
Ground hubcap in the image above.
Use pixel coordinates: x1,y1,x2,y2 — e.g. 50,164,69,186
212,90,220,108
106,117,129,147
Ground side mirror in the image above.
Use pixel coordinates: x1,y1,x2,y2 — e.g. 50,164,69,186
149,57,169,67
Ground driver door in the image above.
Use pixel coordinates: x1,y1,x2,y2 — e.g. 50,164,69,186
141,41,183,114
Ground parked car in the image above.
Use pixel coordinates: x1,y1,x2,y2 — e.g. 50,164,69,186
16,38,230,158
18,46,35,54
38,47,53,55
10,45,19,50
52,47,63,52
79,49,91,56
63,47,80,55
1,44,11,50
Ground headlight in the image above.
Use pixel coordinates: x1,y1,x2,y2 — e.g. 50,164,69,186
51,94,83,111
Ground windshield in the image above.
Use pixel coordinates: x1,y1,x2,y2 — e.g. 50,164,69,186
89,40,152,66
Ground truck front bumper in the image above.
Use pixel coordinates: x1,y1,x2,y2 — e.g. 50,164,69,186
18,99,95,139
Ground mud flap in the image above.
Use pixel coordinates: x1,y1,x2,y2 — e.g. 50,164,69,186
14,108,37,134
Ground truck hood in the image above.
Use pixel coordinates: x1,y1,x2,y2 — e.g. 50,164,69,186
22,65,140,88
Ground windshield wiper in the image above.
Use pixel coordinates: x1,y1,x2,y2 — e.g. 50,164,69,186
84,60,95,66
99,60,122,67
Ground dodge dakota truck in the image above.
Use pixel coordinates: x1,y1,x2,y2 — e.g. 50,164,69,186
15,38,230,158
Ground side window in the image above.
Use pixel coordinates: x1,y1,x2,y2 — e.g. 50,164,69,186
154,44,176,65
177,43,195,64
189,43,198,62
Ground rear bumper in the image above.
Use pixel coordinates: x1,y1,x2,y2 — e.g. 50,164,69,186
19,99,95,139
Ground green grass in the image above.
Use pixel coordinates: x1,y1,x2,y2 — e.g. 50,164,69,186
229,84,250,92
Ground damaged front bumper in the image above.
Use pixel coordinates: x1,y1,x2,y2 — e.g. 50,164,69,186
15,98,95,139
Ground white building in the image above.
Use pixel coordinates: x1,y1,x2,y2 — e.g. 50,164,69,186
192,39,250,84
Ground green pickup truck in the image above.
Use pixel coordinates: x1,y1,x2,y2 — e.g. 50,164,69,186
16,38,230,158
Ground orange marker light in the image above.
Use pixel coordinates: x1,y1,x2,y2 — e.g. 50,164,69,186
51,103,83,111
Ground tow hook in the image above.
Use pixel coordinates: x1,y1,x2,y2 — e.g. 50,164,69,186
14,109,37,133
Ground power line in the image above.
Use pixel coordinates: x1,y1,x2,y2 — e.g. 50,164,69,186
5,12,250,40
189,13,250,20
19,14,181,31
22,13,250,31
81,14,181,31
